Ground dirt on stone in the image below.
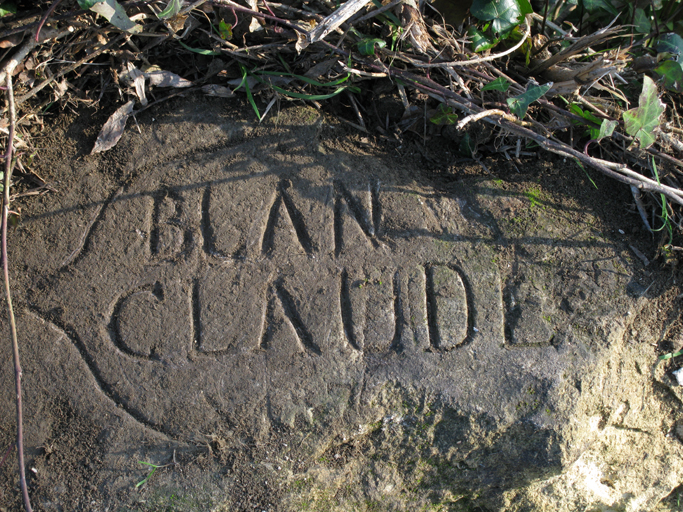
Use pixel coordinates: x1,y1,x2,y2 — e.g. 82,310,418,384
0,94,681,512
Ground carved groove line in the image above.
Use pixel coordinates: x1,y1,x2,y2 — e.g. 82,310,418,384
335,181,374,238
151,188,190,257
261,182,314,255
340,269,359,351
259,280,321,355
192,278,201,349
150,191,162,255
425,265,439,350
108,282,164,361
390,270,403,351
371,179,382,237
261,194,282,255
425,264,475,351
275,281,321,355
60,186,123,269
201,185,218,256
279,182,314,253
334,195,343,257
26,309,173,439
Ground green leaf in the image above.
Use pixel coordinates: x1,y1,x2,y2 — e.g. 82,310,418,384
371,0,402,26
633,8,651,34
598,119,617,140
459,132,474,157
470,0,528,38
507,82,551,119
78,0,103,8
656,32,683,59
81,0,142,33
623,75,665,149
357,38,386,56
256,70,350,88
178,40,222,55
219,20,233,40
467,25,497,53
516,0,533,16
157,0,182,20
581,0,619,16
430,104,458,125
569,104,601,125
656,60,683,92
0,1,16,17
569,103,602,138
482,77,510,92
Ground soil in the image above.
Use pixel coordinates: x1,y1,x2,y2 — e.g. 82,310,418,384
0,92,681,512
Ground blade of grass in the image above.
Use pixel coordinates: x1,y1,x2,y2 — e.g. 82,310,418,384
659,349,683,360
251,73,355,100
652,157,673,244
573,158,598,189
135,461,159,489
254,70,351,87
237,64,261,121
178,40,222,56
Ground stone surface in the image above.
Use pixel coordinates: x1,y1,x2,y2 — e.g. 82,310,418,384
0,98,681,511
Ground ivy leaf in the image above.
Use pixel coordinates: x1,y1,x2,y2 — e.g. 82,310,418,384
0,2,16,17
507,82,551,119
598,119,617,141
157,0,182,20
470,0,530,38
482,77,510,92
656,60,683,92
467,25,498,52
357,38,386,56
77,0,141,33
569,103,601,139
219,20,233,40
430,104,458,125
656,32,683,59
634,8,650,34
623,75,665,149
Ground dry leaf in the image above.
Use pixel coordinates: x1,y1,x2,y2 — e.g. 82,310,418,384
145,70,193,88
126,61,147,106
54,80,69,99
202,84,235,98
304,59,337,79
91,100,135,154
245,0,263,33
166,14,188,33
0,33,23,48
398,0,436,56
297,0,369,51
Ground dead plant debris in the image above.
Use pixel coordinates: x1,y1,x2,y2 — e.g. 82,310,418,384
0,1,682,252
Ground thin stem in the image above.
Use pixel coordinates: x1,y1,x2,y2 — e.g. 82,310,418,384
541,0,549,36
35,0,64,42
0,443,13,469
2,75,32,512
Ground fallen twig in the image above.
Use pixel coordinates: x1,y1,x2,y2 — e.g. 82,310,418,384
1,75,32,512
15,33,126,105
0,27,73,87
